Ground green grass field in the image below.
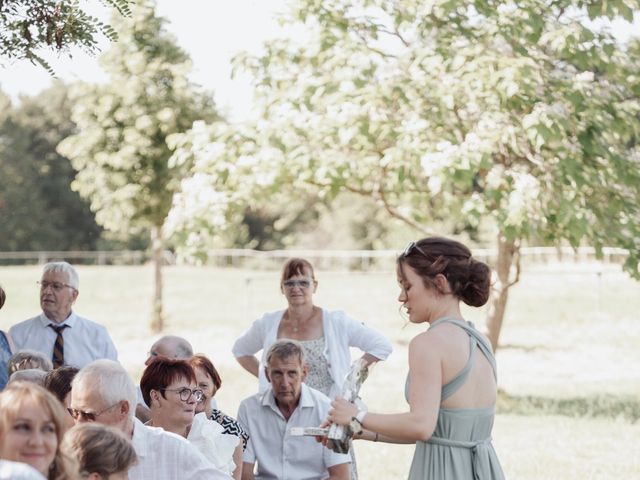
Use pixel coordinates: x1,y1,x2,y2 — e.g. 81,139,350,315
1,262,639,478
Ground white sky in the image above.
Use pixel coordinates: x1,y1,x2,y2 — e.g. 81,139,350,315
0,0,290,121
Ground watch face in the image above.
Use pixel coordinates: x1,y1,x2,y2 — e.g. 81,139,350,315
350,417,363,435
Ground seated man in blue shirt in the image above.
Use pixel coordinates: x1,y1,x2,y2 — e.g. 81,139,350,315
238,339,350,480
9,261,117,368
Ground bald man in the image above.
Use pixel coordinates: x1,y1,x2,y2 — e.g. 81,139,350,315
145,335,194,365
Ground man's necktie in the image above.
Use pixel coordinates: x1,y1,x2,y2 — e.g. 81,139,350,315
48,324,68,368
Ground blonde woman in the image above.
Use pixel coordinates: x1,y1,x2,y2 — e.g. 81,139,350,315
0,382,79,480
61,423,137,480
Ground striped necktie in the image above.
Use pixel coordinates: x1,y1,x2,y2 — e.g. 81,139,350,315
48,324,68,368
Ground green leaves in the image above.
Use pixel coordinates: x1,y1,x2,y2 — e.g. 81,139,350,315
58,0,219,236
0,0,132,72
166,0,640,278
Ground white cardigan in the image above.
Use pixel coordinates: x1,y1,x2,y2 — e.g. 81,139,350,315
232,308,393,399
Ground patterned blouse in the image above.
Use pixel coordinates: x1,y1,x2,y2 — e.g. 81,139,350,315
210,409,249,451
299,336,333,396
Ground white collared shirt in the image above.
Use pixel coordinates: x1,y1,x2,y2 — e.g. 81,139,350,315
129,418,231,480
237,384,350,480
9,312,118,368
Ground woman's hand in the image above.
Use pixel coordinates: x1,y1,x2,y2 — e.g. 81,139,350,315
314,419,331,447
328,396,358,426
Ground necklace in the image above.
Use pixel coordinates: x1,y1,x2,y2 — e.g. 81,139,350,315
287,307,315,333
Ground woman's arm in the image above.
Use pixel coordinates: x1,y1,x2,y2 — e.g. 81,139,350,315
232,442,243,480
329,333,442,443
354,428,412,444
236,355,260,377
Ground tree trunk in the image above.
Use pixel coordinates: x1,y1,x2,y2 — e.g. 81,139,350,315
485,233,520,351
150,225,164,333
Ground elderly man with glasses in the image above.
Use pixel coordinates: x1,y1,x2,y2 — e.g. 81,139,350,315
9,261,117,369
71,359,231,479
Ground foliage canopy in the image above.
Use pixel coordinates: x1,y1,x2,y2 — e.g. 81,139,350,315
0,0,131,73
170,0,640,271
167,0,640,346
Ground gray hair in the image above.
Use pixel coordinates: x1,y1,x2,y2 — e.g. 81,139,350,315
265,339,306,367
8,349,53,374
8,369,48,386
72,360,137,421
42,262,79,290
151,336,193,359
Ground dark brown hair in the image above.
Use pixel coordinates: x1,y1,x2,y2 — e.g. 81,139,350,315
139,357,196,407
280,258,316,284
189,354,222,392
43,366,79,403
398,237,491,307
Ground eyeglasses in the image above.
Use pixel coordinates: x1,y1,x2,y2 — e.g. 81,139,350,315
159,387,204,402
67,402,120,422
38,281,76,292
282,279,313,289
402,241,429,258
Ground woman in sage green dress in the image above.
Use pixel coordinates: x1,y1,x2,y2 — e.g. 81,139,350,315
328,237,505,479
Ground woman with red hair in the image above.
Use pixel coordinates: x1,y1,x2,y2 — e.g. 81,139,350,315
140,357,239,477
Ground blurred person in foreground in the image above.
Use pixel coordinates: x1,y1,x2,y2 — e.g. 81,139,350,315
233,257,392,399
61,423,137,480
70,359,229,480
9,262,117,369
0,459,46,480
0,382,79,479
326,237,505,479
0,285,15,390
190,354,247,479
140,357,239,478
237,339,350,480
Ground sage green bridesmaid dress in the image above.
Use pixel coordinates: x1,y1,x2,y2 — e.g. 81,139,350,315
405,317,505,479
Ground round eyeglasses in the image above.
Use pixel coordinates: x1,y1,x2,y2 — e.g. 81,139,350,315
159,387,204,402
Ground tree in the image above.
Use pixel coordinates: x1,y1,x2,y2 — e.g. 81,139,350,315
0,0,131,72
168,0,640,349
58,0,219,332
0,83,102,251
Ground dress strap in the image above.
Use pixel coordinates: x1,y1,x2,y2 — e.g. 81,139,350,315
441,335,476,400
429,316,498,400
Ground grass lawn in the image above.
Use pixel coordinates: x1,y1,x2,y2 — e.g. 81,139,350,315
1,262,638,478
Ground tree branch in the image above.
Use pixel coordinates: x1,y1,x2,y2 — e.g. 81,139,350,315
377,182,433,235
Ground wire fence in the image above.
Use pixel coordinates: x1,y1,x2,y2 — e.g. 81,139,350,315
0,246,631,271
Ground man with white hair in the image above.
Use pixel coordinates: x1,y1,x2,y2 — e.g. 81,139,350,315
70,360,230,480
9,261,117,368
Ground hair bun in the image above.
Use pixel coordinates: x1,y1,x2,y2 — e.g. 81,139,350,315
459,259,491,307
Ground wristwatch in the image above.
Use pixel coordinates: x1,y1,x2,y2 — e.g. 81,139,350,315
349,406,367,435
